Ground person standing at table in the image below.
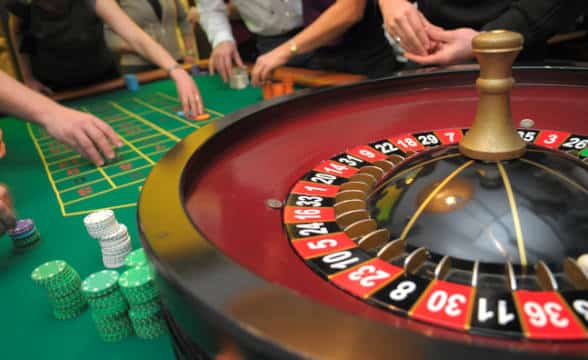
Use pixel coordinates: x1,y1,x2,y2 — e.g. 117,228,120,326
378,0,585,65
7,0,203,117
250,0,399,85
105,0,197,74
197,0,305,82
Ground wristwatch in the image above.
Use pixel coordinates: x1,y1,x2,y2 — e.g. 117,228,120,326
167,63,182,75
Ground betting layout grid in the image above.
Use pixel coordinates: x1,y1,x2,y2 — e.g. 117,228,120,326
27,90,218,216
283,128,588,340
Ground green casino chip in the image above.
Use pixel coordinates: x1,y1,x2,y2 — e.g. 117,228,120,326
91,300,129,319
31,260,70,286
53,302,87,320
124,248,148,268
119,266,152,289
82,270,119,297
129,301,161,319
121,286,160,306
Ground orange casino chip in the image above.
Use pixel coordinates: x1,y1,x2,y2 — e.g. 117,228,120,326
196,113,211,121
283,78,294,94
0,129,5,159
262,82,273,100
271,82,285,97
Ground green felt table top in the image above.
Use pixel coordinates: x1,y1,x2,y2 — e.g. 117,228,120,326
0,74,262,359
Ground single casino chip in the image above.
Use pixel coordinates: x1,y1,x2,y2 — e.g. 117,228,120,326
119,266,160,305
119,266,152,288
195,113,210,121
124,248,147,268
124,74,140,92
31,260,68,284
82,270,120,297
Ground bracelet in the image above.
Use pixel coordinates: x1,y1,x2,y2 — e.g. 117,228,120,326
289,42,298,56
167,63,182,75
185,49,195,56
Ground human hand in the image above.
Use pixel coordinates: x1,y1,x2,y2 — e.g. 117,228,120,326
379,0,433,56
187,7,199,25
209,41,244,83
251,47,290,86
40,106,123,166
170,67,204,118
0,184,16,237
404,27,479,65
24,77,53,96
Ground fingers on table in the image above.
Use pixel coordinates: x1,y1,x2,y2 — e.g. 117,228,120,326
76,129,105,166
220,56,233,83
94,119,123,148
86,121,116,161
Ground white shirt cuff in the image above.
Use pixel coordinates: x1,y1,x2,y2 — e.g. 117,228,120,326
212,32,236,49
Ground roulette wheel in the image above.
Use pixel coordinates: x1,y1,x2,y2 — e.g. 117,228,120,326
139,31,588,359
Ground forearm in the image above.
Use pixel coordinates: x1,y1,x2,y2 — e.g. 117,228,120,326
281,0,366,55
182,33,196,57
130,33,177,69
115,41,135,54
0,71,60,126
96,0,177,71
104,23,136,55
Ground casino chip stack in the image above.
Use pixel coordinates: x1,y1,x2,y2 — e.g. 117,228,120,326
8,218,41,251
31,260,87,320
83,270,134,342
119,266,167,339
84,210,132,268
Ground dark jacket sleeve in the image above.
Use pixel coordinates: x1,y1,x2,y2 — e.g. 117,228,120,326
482,0,584,49
6,0,34,54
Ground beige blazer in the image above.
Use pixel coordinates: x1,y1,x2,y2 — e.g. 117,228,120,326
105,0,192,68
